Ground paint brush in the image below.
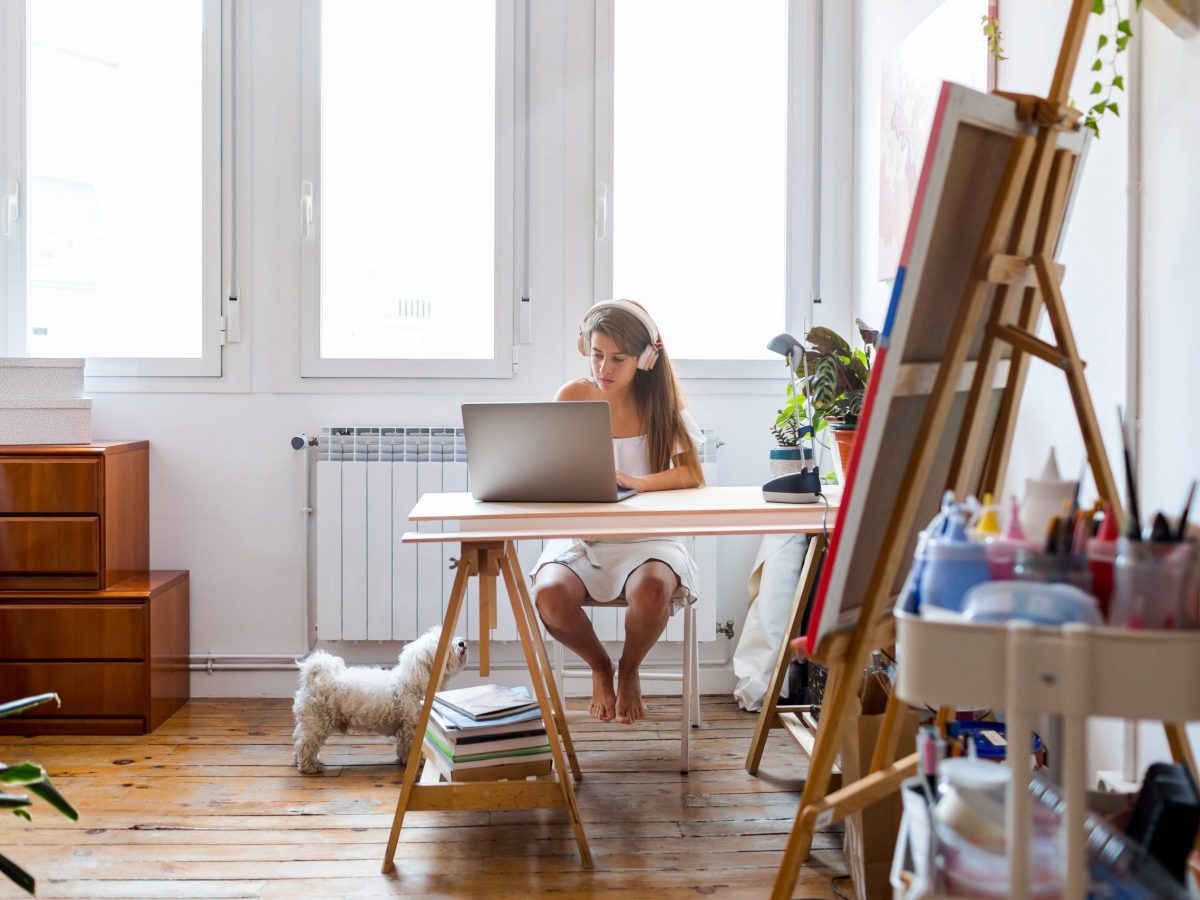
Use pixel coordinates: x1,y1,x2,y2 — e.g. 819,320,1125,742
1176,480,1197,542
1117,406,1143,541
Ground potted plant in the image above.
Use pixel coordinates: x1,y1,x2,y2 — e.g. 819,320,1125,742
770,386,820,476
798,319,879,481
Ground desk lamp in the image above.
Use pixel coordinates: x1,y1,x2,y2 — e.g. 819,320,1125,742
764,333,821,503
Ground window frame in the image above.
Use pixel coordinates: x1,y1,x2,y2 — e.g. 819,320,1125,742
592,0,821,380
0,0,227,378
298,0,522,380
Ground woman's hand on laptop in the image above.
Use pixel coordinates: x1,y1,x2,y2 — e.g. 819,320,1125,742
615,470,647,492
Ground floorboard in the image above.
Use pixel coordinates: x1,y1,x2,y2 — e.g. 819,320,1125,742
0,696,852,899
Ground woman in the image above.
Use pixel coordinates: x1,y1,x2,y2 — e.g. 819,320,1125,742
531,299,704,724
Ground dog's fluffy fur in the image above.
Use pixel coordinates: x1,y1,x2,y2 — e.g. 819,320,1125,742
292,626,468,774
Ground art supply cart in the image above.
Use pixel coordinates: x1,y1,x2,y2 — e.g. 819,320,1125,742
895,610,1200,899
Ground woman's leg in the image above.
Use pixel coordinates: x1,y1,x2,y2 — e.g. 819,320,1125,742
616,561,678,725
533,564,616,721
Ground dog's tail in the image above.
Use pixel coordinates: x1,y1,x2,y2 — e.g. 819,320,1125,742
295,650,346,691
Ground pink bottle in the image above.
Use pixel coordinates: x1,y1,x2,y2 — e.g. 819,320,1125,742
985,496,1039,580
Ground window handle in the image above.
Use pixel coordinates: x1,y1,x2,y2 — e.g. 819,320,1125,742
301,181,314,238
594,181,608,241
1,179,18,238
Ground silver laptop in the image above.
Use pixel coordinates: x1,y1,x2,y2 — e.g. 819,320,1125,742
462,401,636,502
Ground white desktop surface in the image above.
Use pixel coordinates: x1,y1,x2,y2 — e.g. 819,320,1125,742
402,484,841,543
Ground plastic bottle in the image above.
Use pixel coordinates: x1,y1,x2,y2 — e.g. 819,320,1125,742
919,509,991,616
1020,448,1078,541
967,493,1002,543
900,491,957,614
984,496,1040,580
1086,503,1119,621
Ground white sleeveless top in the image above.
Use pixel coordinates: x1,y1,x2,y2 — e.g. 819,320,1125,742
531,408,704,612
612,408,704,476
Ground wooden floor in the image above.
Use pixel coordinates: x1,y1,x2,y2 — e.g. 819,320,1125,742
0,696,851,899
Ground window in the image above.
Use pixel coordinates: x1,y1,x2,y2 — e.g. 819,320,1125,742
0,0,225,377
300,0,521,378
594,0,819,376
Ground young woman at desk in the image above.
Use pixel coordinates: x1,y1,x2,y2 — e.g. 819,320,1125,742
531,299,705,724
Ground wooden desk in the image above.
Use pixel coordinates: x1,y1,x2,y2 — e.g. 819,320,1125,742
381,485,841,874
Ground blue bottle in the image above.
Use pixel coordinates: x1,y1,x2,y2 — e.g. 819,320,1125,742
918,510,992,616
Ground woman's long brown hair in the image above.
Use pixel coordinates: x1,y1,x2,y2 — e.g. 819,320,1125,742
581,303,704,484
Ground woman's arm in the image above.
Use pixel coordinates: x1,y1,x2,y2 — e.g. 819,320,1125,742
617,452,703,492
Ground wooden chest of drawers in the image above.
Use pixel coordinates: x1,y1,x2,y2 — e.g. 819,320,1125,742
0,442,149,591
0,572,190,735
0,442,188,735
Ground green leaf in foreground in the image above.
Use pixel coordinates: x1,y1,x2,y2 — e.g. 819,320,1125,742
0,853,34,896
0,695,59,720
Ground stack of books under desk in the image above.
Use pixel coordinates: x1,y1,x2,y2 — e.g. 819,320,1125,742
423,684,552,782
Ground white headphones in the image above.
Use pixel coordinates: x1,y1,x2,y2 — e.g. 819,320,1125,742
577,299,663,371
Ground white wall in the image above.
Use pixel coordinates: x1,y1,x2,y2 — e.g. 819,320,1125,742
81,0,853,698
851,0,1134,779
1130,10,1200,777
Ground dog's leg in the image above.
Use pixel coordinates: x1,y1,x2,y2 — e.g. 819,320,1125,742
395,721,415,763
294,722,327,775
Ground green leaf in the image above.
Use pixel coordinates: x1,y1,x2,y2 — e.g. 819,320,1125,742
1113,74,1124,90
1091,101,1107,113
1091,58,1102,71
28,777,78,821
1098,33,1109,49
1118,18,1132,35
1117,34,1129,50
1108,101,1120,116
0,763,45,786
0,793,32,809
11,808,31,822
1090,81,1103,94
0,694,59,720
1093,0,1105,12
0,851,35,895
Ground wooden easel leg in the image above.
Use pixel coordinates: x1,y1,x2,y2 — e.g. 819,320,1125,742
869,682,906,775
746,532,825,775
502,541,583,782
1033,253,1122,506
381,555,473,874
1164,722,1200,851
500,549,593,868
771,652,851,900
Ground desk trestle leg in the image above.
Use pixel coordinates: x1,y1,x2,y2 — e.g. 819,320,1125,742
381,540,592,877
502,540,583,783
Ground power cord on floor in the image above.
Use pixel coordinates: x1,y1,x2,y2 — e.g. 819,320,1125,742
831,874,853,899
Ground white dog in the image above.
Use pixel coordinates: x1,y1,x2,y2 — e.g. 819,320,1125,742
292,626,469,774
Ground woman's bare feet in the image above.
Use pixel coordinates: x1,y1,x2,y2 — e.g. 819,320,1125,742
589,659,616,721
615,662,646,724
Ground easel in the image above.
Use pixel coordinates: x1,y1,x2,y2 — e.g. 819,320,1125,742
769,2,1197,896
380,539,592,873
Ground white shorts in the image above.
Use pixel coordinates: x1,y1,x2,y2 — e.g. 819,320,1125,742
530,537,699,614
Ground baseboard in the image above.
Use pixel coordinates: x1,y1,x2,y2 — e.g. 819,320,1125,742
190,663,739,699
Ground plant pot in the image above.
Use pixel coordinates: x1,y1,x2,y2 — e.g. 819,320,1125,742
830,426,858,483
769,445,813,477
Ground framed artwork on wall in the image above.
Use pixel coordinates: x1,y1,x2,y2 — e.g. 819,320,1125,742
878,1,997,282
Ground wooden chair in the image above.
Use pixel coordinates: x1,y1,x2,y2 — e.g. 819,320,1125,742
550,599,702,773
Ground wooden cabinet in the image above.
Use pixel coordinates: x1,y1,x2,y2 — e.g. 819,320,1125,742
0,572,190,735
0,442,188,735
0,442,149,591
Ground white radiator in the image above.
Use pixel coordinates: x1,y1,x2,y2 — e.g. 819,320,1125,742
313,426,719,645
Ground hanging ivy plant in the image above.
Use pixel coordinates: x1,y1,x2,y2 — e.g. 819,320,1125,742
983,0,1145,138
